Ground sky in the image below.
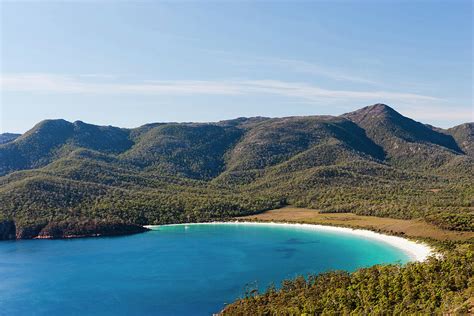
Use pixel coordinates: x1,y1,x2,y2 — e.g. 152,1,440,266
0,0,472,133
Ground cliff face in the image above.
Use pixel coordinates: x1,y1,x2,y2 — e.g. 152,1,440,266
16,224,47,239
1,220,149,240
35,220,150,239
0,220,16,240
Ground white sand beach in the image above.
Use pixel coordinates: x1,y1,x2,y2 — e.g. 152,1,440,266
147,221,435,262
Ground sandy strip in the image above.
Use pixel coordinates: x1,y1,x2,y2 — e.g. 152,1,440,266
146,221,435,262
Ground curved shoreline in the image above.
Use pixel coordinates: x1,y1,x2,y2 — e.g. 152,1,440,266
146,221,435,262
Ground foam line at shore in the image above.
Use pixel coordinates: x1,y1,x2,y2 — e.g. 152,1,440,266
146,221,435,262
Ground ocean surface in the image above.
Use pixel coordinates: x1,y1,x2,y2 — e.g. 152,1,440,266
0,223,411,315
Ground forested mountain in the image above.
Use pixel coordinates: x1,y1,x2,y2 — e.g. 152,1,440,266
342,104,466,171
0,120,132,175
448,122,474,157
0,133,21,145
121,123,243,179
0,104,473,238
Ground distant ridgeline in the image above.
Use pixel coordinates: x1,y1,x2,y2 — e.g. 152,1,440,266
0,104,473,239
0,133,20,145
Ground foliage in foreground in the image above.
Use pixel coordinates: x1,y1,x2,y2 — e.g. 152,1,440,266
222,244,474,315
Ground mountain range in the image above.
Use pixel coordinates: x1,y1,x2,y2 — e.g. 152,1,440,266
0,104,472,239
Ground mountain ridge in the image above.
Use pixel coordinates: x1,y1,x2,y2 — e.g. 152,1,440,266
0,133,21,144
1,104,469,177
0,104,472,239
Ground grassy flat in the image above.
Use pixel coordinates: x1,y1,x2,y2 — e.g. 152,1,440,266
238,207,474,242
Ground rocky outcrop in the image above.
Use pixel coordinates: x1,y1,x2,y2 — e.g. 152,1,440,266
0,220,149,240
34,220,149,239
0,220,16,240
16,223,47,239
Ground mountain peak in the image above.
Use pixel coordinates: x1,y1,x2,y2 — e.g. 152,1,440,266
342,103,398,121
342,104,463,157
21,119,73,138
341,104,405,131
367,103,396,113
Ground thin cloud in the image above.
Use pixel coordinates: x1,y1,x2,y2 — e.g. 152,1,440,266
0,74,438,105
201,49,378,85
263,58,378,85
0,74,242,95
239,79,438,102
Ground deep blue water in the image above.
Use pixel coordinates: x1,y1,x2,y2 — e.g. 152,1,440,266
0,223,410,315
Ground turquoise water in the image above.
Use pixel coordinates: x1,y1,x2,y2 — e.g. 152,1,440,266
0,223,410,315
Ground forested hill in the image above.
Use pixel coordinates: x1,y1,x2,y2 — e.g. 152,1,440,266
0,133,21,145
0,104,473,239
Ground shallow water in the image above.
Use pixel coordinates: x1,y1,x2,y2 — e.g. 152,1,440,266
0,223,410,315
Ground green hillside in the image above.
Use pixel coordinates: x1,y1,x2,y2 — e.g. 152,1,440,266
448,122,474,157
0,104,473,237
0,133,21,145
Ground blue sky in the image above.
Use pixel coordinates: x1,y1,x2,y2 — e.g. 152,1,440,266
1,1,472,133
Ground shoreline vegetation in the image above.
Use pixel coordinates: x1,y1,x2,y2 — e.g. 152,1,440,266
221,243,473,315
219,208,474,314
147,221,434,262
145,211,472,314
0,219,149,240
217,213,473,315
2,206,472,243
237,207,474,243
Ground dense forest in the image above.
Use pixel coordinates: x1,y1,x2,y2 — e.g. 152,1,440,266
1,104,472,237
